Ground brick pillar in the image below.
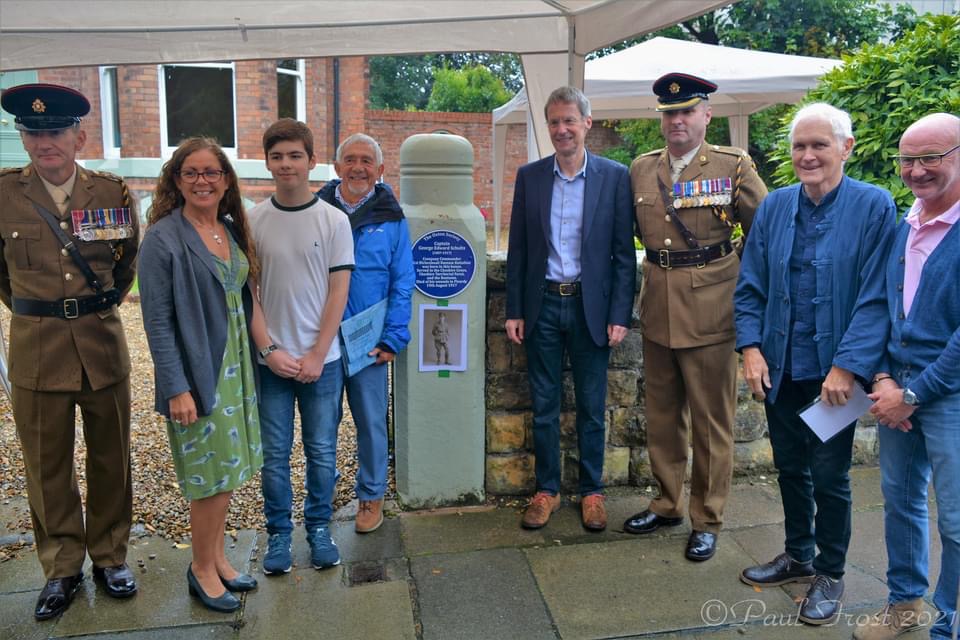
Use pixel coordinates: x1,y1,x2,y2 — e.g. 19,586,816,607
306,58,334,163
337,56,368,148
235,59,278,159
118,66,160,158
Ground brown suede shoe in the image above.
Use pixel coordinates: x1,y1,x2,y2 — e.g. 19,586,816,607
581,494,607,531
521,492,560,529
852,599,927,640
355,499,384,533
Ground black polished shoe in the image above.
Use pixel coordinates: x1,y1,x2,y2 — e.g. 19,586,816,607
798,575,844,625
740,552,815,587
34,573,83,620
220,572,258,592
93,563,137,598
685,530,717,561
623,509,684,535
187,565,240,613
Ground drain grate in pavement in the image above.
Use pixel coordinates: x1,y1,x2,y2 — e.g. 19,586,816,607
349,562,387,586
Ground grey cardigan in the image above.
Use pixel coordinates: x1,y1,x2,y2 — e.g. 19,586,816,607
138,208,256,418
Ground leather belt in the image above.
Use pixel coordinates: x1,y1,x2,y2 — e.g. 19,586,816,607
545,281,581,296
12,289,121,319
646,240,734,269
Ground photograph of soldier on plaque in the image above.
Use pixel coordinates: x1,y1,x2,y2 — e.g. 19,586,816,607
419,304,467,372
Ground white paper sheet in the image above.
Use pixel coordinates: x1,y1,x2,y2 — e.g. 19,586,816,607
798,384,873,443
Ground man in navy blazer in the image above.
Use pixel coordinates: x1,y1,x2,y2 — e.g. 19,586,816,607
506,86,636,531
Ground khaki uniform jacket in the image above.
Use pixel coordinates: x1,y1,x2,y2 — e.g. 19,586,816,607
0,164,139,391
631,143,767,349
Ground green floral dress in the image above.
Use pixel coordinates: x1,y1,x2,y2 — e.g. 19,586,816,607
167,236,263,500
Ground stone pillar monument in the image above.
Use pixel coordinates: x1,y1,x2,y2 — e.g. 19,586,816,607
394,134,486,507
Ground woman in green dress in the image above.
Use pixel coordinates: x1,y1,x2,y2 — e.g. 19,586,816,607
139,138,275,613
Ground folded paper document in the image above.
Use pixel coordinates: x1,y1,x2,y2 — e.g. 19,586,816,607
340,298,388,377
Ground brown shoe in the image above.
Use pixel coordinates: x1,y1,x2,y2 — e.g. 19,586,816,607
581,494,607,531
355,499,384,533
852,599,927,640
521,492,560,529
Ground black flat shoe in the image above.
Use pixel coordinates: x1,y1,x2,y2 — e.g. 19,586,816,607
623,509,684,535
93,563,137,598
685,530,717,561
220,572,258,592
740,552,814,587
799,575,844,625
35,573,83,620
187,565,240,613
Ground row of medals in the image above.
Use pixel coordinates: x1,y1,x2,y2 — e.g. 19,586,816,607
673,178,733,210
71,208,135,241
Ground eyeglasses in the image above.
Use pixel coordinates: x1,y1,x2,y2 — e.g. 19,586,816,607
896,144,960,169
177,169,226,183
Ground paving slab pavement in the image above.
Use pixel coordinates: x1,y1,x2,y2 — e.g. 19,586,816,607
0,467,947,639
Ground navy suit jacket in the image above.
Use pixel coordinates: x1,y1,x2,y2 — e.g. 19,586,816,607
506,152,636,347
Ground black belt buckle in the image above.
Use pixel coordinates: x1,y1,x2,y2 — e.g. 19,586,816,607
658,249,671,270
558,282,578,296
63,298,79,319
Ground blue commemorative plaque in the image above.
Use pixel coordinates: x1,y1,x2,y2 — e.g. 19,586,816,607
412,229,476,299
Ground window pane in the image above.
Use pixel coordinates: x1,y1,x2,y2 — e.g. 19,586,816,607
164,66,235,147
105,68,121,148
277,74,297,120
278,59,298,71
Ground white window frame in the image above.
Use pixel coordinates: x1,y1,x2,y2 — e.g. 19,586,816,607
158,62,237,159
99,66,121,159
277,59,305,122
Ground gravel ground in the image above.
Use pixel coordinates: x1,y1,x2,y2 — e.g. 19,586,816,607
0,301,393,545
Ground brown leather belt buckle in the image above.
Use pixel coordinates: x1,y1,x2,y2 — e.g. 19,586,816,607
63,298,79,319
558,282,578,296
658,249,671,270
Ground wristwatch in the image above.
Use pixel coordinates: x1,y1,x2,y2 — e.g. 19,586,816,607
259,344,278,358
902,388,919,406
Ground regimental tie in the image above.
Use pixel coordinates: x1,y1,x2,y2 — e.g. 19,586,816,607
670,160,687,184
51,186,70,214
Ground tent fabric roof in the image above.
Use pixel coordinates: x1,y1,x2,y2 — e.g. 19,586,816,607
0,1,729,71
494,36,843,123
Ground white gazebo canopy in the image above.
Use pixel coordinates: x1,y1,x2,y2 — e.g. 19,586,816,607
491,36,842,247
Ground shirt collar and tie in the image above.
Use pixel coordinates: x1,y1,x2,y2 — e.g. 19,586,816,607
39,168,78,215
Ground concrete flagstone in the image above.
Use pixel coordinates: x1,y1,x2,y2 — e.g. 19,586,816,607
525,535,794,640
411,548,556,640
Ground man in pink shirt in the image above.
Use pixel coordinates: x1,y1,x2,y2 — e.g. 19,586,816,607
857,113,960,640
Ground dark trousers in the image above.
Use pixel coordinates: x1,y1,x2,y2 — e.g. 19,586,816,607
525,292,609,496
766,374,856,579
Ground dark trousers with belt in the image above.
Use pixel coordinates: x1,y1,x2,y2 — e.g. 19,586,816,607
12,375,132,579
766,373,856,579
525,291,609,496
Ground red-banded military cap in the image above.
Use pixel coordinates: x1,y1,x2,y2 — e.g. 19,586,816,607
653,73,718,112
0,83,90,131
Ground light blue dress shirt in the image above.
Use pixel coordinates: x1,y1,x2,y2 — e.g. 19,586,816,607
545,154,587,283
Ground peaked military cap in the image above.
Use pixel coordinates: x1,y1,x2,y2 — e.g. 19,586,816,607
653,73,718,112
1,83,90,131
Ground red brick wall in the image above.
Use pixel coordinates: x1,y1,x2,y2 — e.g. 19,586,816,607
235,59,278,159
337,56,368,147
118,66,160,158
38,67,104,159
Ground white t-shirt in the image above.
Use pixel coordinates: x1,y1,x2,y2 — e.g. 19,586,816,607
249,195,354,363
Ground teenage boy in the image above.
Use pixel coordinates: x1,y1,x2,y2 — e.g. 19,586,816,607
249,118,354,574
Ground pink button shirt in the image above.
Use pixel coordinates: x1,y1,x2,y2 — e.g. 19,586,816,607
903,198,960,315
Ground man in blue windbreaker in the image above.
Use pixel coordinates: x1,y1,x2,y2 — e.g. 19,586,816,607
318,133,414,533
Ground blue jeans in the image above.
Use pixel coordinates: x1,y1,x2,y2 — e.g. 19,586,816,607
525,291,609,496
340,361,389,501
259,361,343,534
765,374,855,579
879,369,960,639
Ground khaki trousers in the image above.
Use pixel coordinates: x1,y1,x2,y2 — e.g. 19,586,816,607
12,375,132,578
643,338,736,532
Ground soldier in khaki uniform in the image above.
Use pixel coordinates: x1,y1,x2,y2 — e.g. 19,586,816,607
0,83,139,619
622,74,767,561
